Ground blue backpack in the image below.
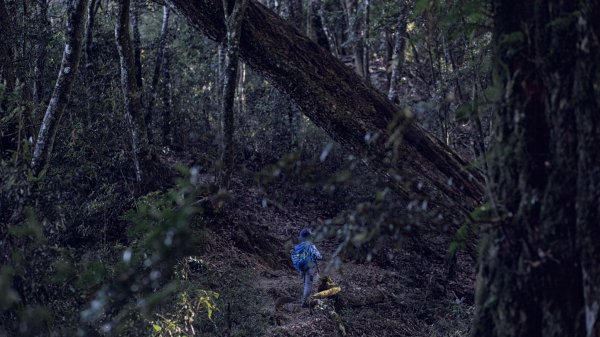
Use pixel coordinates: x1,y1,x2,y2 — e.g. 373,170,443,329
291,242,314,272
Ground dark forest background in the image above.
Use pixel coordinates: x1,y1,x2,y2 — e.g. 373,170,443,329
0,0,598,336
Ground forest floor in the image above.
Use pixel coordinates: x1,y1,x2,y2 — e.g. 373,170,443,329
177,170,476,337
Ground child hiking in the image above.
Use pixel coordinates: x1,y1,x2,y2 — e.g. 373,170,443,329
291,228,323,307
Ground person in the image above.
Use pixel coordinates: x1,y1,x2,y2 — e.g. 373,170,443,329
291,228,322,307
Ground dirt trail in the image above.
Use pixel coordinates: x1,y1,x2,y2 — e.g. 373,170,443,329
196,179,475,336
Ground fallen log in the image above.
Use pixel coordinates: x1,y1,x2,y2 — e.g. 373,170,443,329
165,0,485,212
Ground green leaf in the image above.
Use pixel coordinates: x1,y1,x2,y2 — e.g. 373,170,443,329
152,324,162,332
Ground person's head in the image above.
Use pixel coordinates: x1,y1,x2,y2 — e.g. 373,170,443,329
299,228,313,241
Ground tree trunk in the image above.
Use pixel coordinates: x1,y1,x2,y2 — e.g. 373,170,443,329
146,6,170,143
162,45,173,146
0,0,17,154
115,0,150,182
307,0,330,52
83,0,99,126
0,0,15,93
387,2,409,103
132,0,143,90
472,1,600,336
286,0,303,31
361,0,369,83
32,0,50,122
220,0,248,188
84,0,99,70
345,0,364,78
30,0,88,176
164,0,484,210
574,4,600,337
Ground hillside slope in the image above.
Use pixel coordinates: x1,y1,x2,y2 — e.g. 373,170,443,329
175,173,476,337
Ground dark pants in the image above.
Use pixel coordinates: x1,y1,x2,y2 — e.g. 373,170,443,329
301,265,317,305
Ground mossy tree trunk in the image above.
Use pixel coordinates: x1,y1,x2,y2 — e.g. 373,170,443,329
472,1,600,336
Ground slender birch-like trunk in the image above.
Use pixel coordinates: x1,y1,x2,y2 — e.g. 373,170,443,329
31,0,88,176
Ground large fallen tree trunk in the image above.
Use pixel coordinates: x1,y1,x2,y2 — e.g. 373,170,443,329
165,0,484,211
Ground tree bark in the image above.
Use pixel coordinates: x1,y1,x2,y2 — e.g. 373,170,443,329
132,0,143,90
146,5,170,143
0,0,16,153
345,0,364,78
472,1,600,336
115,0,150,182
32,0,50,122
220,0,248,188
30,0,88,176
0,0,15,93
308,0,330,52
387,2,409,104
84,0,99,70
83,0,99,125
285,0,303,31
164,0,484,210
362,0,369,83
575,4,600,337
162,45,173,146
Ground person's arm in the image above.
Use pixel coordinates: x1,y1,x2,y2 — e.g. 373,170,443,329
312,244,322,260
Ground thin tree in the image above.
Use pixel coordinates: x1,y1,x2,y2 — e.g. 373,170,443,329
345,0,364,78
83,0,100,125
84,0,100,69
0,0,15,95
307,0,330,51
31,0,88,176
146,6,170,143
31,0,50,122
0,0,16,153
162,44,173,146
362,0,369,82
132,0,143,90
387,2,409,103
220,0,248,188
115,0,150,182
